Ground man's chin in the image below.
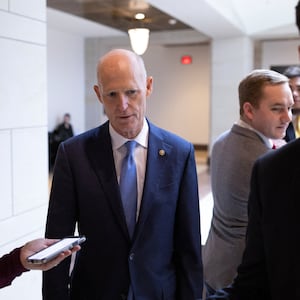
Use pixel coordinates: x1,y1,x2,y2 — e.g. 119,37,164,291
119,127,139,139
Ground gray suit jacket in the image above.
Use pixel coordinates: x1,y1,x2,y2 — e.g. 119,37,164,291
202,124,270,290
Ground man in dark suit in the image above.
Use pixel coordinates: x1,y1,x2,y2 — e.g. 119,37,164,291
207,138,300,300
283,65,300,142
42,49,203,300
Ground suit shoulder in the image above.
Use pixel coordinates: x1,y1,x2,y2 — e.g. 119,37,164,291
62,123,108,147
149,123,192,148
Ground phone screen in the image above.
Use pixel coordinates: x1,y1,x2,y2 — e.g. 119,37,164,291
27,236,86,264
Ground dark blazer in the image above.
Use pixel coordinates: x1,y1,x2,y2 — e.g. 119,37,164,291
43,120,203,300
208,138,300,300
283,121,296,142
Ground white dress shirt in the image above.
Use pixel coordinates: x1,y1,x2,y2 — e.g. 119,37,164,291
109,119,148,219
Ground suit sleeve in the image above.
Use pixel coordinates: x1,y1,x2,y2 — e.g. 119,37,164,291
175,143,203,299
43,143,77,300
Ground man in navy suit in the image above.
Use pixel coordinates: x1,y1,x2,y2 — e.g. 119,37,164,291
42,49,203,300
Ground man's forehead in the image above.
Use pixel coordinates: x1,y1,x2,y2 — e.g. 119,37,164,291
289,77,300,85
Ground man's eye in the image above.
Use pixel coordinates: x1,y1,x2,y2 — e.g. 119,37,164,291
126,90,138,96
106,91,117,97
271,107,281,112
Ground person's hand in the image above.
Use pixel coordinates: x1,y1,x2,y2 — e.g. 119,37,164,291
20,238,81,271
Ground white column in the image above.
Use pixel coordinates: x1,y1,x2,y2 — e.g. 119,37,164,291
0,0,48,299
209,36,254,152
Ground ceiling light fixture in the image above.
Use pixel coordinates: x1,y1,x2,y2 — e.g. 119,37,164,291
128,11,149,55
128,28,150,55
168,18,177,25
135,13,145,20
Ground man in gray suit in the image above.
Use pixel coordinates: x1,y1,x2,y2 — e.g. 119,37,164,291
202,69,293,296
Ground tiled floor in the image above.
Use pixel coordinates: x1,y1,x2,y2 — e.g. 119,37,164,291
195,150,211,198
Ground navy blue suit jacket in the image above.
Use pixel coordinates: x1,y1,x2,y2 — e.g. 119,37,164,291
43,120,203,300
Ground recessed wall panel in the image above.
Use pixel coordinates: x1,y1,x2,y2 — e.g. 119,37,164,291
12,127,48,214
0,39,47,129
0,130,12,220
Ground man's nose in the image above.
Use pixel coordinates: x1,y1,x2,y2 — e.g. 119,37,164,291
285,109,293,122
293,89,299,98
117,93,129,110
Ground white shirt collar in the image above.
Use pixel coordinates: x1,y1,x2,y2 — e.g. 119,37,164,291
109,118,149,150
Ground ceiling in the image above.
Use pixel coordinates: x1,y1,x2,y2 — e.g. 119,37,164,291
47,0,192,32
47,0,300,43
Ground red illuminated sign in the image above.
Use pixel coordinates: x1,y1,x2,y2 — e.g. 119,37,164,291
181,55,192,65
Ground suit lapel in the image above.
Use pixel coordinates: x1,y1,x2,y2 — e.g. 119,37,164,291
85,123,129,240
134,124,173,240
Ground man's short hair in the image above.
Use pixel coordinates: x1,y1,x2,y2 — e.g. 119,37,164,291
283,65,300,79
238,69,288,116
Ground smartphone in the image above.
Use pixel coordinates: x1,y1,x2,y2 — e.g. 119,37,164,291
26,236,86,264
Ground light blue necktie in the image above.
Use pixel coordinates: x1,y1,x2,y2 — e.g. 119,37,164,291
119,141,137,239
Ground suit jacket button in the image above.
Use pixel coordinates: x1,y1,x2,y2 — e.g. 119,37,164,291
129,253,135,260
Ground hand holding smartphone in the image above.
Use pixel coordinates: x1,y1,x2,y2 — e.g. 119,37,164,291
26,236,86,264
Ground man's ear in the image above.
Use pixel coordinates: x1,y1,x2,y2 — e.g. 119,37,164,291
146,76,153,97
243,102,255,120
94,85,103,104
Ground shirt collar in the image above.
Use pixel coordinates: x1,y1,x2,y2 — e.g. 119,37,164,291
237,119,273,149
109,118,149,150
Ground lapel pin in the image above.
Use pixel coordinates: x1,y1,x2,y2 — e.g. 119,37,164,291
159,149,165,156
